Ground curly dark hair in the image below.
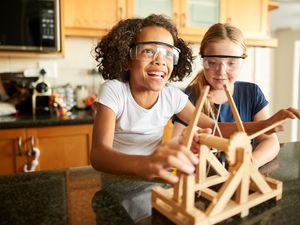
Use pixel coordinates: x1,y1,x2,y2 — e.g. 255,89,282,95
94,14,194,82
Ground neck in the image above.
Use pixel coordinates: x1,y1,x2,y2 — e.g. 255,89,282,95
129,84,159,109
210,84,234,104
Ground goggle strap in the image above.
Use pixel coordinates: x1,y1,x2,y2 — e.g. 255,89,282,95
201,54,247,59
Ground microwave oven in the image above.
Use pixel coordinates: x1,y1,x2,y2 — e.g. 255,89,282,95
0,0,61,52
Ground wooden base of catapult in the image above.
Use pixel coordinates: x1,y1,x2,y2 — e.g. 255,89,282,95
152,85,283,225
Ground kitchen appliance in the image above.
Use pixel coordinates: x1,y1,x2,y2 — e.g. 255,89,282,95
0,0,61,52
0,72,38,114
32,69,52,115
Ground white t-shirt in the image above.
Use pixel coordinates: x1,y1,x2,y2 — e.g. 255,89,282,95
96,80,188,155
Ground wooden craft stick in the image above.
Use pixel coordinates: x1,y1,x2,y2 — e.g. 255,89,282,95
223,84,245,133
173,86,209,202
181,86,210,149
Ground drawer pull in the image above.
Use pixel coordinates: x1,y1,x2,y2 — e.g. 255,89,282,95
18,137,23,156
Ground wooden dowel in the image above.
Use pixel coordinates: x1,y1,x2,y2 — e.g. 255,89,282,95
197,133,229,151
182,86,210,149
223,84,245,133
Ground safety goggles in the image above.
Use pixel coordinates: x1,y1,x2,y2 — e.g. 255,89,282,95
130,41,180,65
201,55,246,73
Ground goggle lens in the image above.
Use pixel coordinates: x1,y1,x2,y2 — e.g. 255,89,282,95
130,42,180,65
202,57,244,72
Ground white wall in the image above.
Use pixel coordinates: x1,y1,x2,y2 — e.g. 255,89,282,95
0,37,104,96
273,29,300,142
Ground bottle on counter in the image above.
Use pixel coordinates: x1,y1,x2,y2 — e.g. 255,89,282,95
76,85,88,109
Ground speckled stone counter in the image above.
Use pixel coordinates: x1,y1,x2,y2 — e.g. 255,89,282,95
0,109,94,129
0,142,299,225
0,166,101,225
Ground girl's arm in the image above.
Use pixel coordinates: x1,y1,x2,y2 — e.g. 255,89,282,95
176,101,300,138
251,107,280,168
90,103,198,183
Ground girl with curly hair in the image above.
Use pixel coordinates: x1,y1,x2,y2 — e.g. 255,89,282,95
91,15,299,222
91,14,199,222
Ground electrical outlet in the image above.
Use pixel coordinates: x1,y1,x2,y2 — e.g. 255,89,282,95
38,61,58,78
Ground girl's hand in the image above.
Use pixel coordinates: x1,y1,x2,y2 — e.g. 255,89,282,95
265,107,300,134
190,127,212,153
177,127,212,154
145,142,199,184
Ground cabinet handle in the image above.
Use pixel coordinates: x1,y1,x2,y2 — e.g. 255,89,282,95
27,136,36,156
173,12,179,28
24,136,40,172
18,137,23,156
118,7,123,20
30,136,35,149
181,13,186,28
226,17,232,23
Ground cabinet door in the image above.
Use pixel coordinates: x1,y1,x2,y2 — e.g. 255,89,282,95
220,0,269,39
128,0,219,42
177,0,219,42
0,129,28,175
64,0,127,37
133,0,173,18
26,125,92,171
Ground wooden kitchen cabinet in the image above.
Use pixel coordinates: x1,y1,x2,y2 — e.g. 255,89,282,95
63,0,279,45
220,0,279,46
64,0,127,37
0,129,28,175
0,124,92,175
128,0,219,42
128,0,278,46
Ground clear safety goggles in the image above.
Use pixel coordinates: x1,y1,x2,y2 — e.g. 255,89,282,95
201,55,246,73
130,41,180,65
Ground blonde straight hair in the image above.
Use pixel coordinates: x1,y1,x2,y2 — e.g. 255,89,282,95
187,23,247,118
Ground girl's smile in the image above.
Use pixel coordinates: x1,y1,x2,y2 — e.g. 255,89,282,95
147,70,167,80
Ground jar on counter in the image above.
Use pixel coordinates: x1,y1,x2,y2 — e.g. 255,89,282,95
76,85,88,109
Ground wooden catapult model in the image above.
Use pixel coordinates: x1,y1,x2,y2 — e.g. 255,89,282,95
152,85,284,225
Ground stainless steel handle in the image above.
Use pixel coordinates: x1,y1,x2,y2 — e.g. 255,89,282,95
30,136,35,149
27,136,36,156
18,137,23,156
24,136,40,172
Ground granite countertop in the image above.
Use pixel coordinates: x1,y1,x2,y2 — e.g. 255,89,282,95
0,142,299,225
0,109,94,129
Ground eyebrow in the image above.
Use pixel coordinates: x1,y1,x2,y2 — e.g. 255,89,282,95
201,54,247,59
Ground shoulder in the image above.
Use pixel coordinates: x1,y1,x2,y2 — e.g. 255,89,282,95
97,80,128,102
161,84,188,113
97,80,127,116
163,84,186,97
101,79,126,89
235,81,258,89
234,81,263,95
99,80,127,95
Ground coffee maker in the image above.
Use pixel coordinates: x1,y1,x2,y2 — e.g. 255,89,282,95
32,69,52,115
